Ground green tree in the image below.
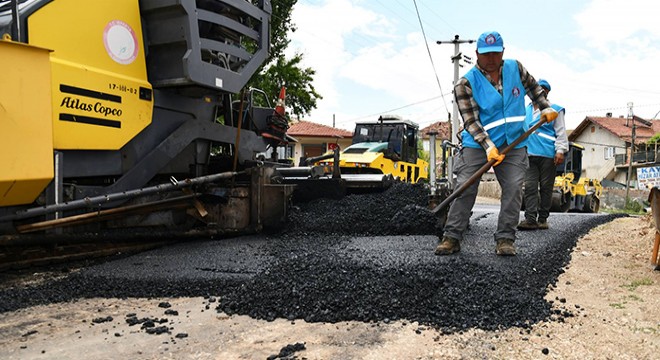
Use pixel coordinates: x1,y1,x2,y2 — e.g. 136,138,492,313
250,55,321,116
417,138,429,162
647,133,660,144
266,0,295,61
246,0,321,118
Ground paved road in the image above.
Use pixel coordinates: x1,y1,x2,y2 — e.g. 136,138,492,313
0,206,621,331
0,206,625,360
80,205,611,283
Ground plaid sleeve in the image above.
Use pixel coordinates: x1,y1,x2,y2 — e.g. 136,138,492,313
518,60,551,110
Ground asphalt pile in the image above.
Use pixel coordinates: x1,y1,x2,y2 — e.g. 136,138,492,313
218,183,620,332
216,235,569,331
0,182,622,335
282,182,442,236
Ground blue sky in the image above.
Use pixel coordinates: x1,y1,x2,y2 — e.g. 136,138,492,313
287,0,660,132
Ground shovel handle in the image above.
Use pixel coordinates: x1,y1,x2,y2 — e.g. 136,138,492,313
431,118,548,214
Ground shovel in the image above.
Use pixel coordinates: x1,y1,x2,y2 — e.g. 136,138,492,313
431,117,549,215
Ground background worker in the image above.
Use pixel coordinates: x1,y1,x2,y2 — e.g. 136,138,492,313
435,31,557,256
518,79,568,230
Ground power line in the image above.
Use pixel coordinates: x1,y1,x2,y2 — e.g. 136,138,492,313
564,79,660,96
389,0,454,40
289,3,660,130
338,94,452,124
571,102,660,115
284,1,460,126
571,140,627,150
417,0,460,36
411,0,449,116
374,0,419,30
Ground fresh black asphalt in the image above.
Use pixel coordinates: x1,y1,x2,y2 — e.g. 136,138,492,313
0,183,624,333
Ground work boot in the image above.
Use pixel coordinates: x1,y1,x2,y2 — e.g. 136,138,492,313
516,219,538,230
435,236,460,255
537,220,549,230
496,238,516,256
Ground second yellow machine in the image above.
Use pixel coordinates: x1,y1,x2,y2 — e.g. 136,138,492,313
276,115,429,202
326,115,429,185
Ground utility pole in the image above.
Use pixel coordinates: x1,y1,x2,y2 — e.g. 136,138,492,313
436,35,474,187
626,102,635,205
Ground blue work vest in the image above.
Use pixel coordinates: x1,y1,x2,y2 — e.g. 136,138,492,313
460,60,527,149
525,103,565,158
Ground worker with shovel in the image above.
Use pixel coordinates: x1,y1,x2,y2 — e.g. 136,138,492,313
517,79,568,231
435,31,557,256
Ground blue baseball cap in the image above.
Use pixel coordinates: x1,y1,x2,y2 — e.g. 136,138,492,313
538,79,551,91
477,31,504,54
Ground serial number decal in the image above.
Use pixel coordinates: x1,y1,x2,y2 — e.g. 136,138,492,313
108,83,138,94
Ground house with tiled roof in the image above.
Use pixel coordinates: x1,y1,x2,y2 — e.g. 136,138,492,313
569,114,660,186
287,120,353,165
420,121,451,141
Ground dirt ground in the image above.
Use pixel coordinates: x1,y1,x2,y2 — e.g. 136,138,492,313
0,202,658,360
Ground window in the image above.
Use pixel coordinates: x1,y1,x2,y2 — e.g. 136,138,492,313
285,144,294,159
422,141,430,152
604,146,615,160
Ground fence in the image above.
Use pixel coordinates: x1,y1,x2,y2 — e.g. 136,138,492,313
615,144,660,166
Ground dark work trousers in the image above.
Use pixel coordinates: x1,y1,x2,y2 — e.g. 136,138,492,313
523,155,556,223
443,146,528,243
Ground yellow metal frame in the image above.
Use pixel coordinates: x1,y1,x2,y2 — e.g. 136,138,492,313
0,40,54,206
28,0,153,150
554,173,574,195
554,173,603,199
330,152,429,184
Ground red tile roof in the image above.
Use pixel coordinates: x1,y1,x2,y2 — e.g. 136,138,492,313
570,116,660,144
420,121,451,140
288,120,353,138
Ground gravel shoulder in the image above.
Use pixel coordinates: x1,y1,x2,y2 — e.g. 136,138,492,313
0,206,658,359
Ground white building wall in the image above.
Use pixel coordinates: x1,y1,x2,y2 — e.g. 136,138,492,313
573,124,626,180
292,137,353,164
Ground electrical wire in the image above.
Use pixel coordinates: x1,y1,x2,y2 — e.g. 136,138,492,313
341,93,452,124
391,0,450,37
417,0,460,35
571,103,660,115
281,2,659,132
276,1,459,127
412,0,449,117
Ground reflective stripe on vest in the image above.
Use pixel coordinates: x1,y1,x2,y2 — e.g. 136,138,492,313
482,115,526,132
537,132,557,142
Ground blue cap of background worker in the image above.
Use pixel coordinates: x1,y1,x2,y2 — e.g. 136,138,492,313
477,31,504,54
538,79,551,91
